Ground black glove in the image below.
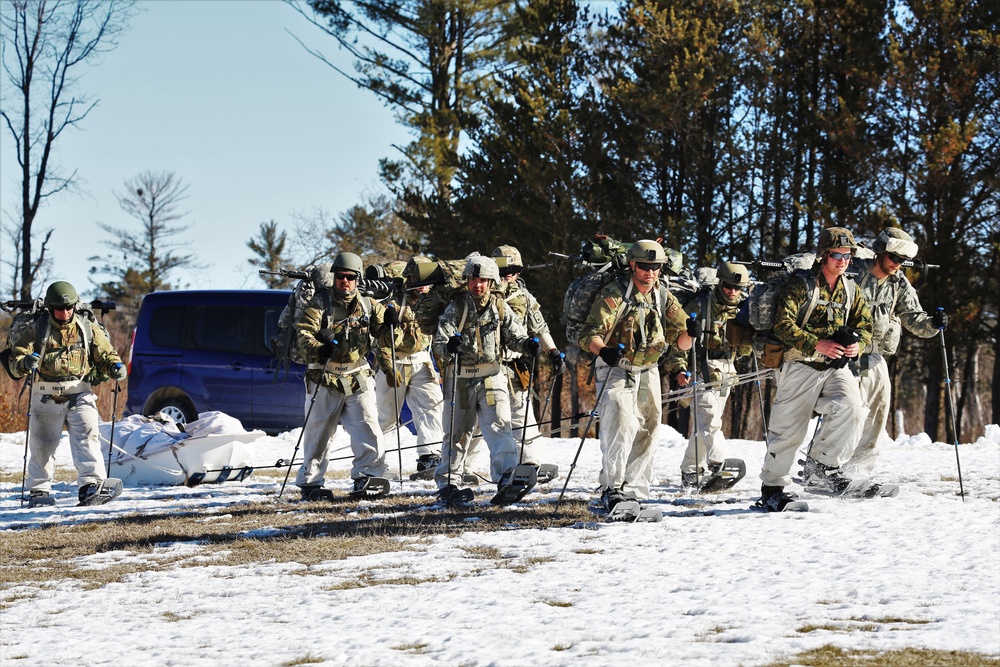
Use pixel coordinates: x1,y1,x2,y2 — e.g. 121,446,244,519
522,337,541,357
383,305,399,327
547,349,565,374
828,326,861,369
317,328,338,359
932,309,948,330
599,345,623,367
20,353,40,373
446,334,462,354
112,363,127,381
686,314,702,338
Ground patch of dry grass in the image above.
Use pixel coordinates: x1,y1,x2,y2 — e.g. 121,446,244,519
765,645,1000,667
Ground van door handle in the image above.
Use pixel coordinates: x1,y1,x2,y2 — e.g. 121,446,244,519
229,362,246,370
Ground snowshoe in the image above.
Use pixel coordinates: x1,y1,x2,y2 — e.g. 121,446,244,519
535,463,558,484
859,482,900,498
350,476,391,500
755,485,809,513
798,457,869,496
699,459,747,493
490,464,537,506
307,488,335,501
77,478,123,507
437,484,475,506
27,490,56,508
409,454,441,481
606,501,663,523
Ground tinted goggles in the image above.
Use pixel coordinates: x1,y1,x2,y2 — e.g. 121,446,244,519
634,262,662,272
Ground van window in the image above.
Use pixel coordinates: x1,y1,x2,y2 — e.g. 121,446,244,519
191,306,252,353
261,306,283,355
149,305,186,348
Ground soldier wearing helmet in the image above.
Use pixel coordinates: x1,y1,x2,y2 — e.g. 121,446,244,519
666,262,754,490
847,227,944,476
758,227,875,511
432,253,539,504
373,255,444,479
294,251,402,500
9,280,127,507
579,239,693,512
489,245,563,476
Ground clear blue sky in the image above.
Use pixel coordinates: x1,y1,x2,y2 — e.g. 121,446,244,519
0,0,410,297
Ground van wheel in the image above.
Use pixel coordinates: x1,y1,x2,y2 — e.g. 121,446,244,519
149,398,195,425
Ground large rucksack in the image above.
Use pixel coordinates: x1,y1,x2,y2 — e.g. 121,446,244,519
1,299,111,384
270,265,332,375
561,235,632,358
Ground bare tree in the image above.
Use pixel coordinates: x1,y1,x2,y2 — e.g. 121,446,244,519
89,171,198,316
1,0,136,300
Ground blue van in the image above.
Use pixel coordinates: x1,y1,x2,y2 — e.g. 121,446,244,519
126,290,307,434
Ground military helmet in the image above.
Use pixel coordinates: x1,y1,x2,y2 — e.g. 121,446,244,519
627,240,667,265
463,255,500,282
492,245,523,270
818,227,858,252
403,255,440,283
44,281,79,309
717,262,751,288
663,248,684,277
331,252,364,276
873,227,918,259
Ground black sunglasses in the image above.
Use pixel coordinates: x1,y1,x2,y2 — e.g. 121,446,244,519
334,273,358,282
634,262,662,272
885,252,909,264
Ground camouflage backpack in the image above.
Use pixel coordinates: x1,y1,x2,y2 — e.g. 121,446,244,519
1,299,110,384
561,236,632,358
270,265,333,375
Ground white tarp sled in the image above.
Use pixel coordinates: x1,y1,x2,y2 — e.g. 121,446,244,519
99,412,263,487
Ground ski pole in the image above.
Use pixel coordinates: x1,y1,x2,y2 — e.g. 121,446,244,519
19,369,37,508
446,338,462,493
517,342,538,466
386,304,404,489
750,352,772,447
278,378,323,499
553,344,622,516
936,309,965,500
537,352,566,426
688,313,704,489
105,375,122,476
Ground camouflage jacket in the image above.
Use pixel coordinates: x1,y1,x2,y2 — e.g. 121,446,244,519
665,287,751,374
374,291,431,370
296,288,397,384
497,278,551,361
579,274,687,368
433,291,529,369
773,266,873,361
855,259,938,356
10,313,121,382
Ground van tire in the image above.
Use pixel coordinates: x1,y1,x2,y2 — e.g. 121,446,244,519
149,398,196,425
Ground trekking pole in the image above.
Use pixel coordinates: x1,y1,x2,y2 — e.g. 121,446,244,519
386,304,404,489
278,379,323,499
553,344,622,516
936,309,965,500
750,352,772,446
537,352,566,426
105,375,122,476
688,313,704,489
446,337,462,493
517,342,538,466
19,369,37,508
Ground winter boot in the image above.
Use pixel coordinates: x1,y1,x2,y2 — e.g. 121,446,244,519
681,471,703,489
758,485,806,512
299,485,321,501
800,457,856,494
601,487,631,512
410,454,441,481
438,484,474,505
27,490,55,508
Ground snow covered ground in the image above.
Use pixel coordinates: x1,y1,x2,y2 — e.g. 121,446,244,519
2,422,998,667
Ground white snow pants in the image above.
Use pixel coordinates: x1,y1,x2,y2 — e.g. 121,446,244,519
296,375,387,487
375,351,443,458
680,359,737,474
760,361,864,487
847,352,890,476
595,361,662,499
435,371,519,487
27,389,106,492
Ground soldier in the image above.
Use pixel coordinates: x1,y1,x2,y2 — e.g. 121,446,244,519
759,227,874,512
847,227,944,475
9,281,128,507
667,262,754,489
373,258,444,478
294,252,399,500
491,245,564,473
579,240,693,511
432,255,540,503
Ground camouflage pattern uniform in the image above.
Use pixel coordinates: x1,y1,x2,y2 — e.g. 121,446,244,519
433,289,531,487
579,275,688,499
665,287,752,478
10,310,123,494
848,258,937,475
760,266,874,487
294,287,397,489
374,287,443,463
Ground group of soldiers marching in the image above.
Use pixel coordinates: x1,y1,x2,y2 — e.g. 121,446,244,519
11,226,945,513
